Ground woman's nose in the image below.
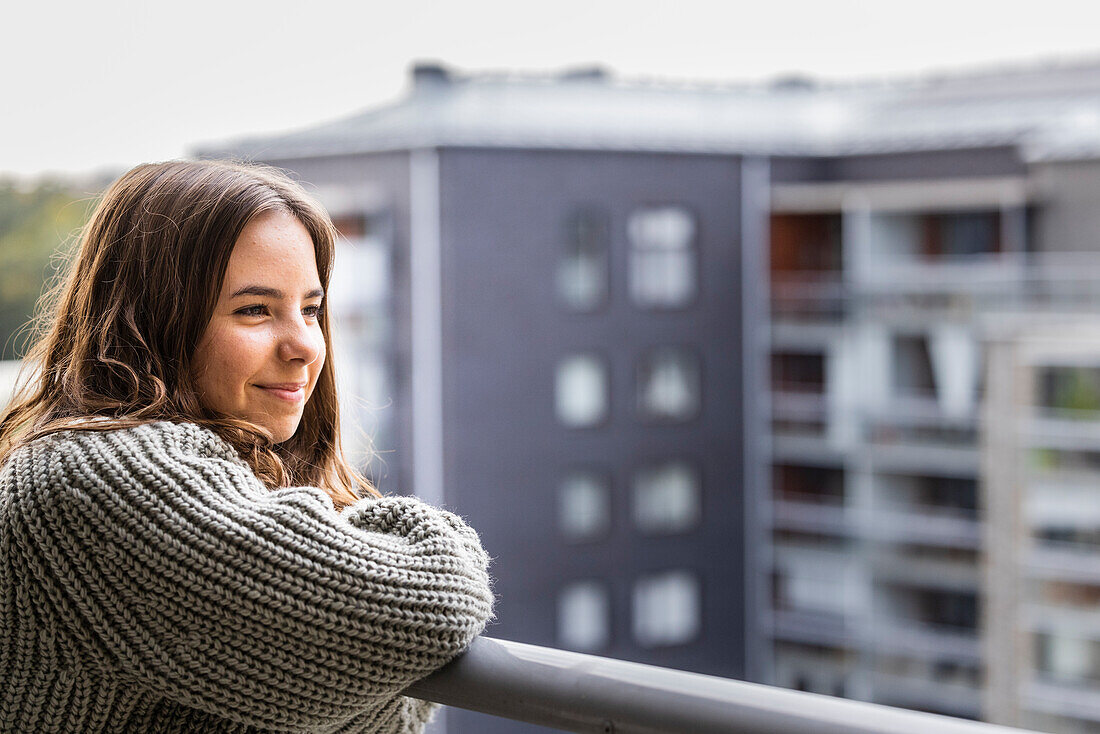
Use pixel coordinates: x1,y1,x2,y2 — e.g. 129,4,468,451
277,317,322,364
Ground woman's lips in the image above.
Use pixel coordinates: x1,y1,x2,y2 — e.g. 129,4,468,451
256,383,306,402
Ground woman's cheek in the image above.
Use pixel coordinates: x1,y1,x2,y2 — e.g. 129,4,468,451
213,327,270,379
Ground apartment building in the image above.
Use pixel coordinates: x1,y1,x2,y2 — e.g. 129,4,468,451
984,323,1100,734
766,175,999,719
202,60,1100,733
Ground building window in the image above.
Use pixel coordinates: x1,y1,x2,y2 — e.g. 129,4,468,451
916,589,979,630
771,352,825,394
921,211,1000,257
769,213,843,273
558,581,610,651
633,571,700,647
1035,631,1098,683
636,347,701,422
633,462,700,534
773,464,844,505
556,354,609,427
628,206,697,308
1039,366,1100,415
557,209,609,311
559,471,611,541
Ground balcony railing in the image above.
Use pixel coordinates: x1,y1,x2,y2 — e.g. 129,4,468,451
406,636,1035,733
770,253,1100,319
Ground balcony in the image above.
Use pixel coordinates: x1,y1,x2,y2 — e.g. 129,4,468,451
770,495,980,549
866,619,982,664
770,320,844,351
770,390,830,441
863,406,980,476
766,608,981,665
1025,253,1100,312
772,495,851,536
770,253,1100,328
770,354,827,428
771,388,828,424
770,433,847,465
1024,604,1100,640
1026,413,1100,453
1027,544,1100,586
867,394,977,435
870,549,981,593
1025,677,1100,726
853,253,1022,299
769,608,860,649
864,505,981,549
771,273,846,322
409,636,1030,733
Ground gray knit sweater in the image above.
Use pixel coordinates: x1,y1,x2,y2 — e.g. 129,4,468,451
0,421,494,733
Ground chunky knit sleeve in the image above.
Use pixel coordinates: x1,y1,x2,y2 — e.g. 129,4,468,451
5,421,493,732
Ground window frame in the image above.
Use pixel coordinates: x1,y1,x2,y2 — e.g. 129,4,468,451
557,579,613,652
554,351,612,429
557,206,612,313
632,569,703,648
631,459,703,536
626,204,701,311
634,345,704,424
558,468,614,543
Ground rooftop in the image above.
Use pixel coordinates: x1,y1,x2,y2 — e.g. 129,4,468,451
200,57,1100,162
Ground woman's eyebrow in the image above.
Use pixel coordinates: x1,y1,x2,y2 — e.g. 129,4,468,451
230,285,325,299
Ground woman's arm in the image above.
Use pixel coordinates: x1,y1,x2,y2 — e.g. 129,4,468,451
5,421,493,731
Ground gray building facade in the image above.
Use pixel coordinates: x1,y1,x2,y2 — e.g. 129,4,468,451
213,141,752,732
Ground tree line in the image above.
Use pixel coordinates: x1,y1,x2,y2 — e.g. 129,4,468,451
0,178,100,360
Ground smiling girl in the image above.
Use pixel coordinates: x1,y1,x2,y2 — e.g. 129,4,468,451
0,160,493,733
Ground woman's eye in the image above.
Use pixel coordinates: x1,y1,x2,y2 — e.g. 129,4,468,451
303,304,323,318
236,305,268,317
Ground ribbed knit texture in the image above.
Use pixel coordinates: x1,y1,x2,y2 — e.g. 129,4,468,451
0,421,494,733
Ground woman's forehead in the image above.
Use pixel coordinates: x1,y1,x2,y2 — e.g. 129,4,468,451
222,211,321,294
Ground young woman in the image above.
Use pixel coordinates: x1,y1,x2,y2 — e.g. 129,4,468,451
0,160,493,733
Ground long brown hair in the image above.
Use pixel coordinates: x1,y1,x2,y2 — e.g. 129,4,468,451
0,159,376,507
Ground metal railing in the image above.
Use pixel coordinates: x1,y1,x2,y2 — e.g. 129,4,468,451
407,637,1036,734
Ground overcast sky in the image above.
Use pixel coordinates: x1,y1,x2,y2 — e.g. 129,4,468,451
5,0,1100,178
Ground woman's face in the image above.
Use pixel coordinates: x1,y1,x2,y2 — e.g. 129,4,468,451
191,209,326,443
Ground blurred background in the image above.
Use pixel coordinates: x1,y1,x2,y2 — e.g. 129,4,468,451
9,2,1100,732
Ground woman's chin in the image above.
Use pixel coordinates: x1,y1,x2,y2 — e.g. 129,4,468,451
271,423,301,444
249,415,302,444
